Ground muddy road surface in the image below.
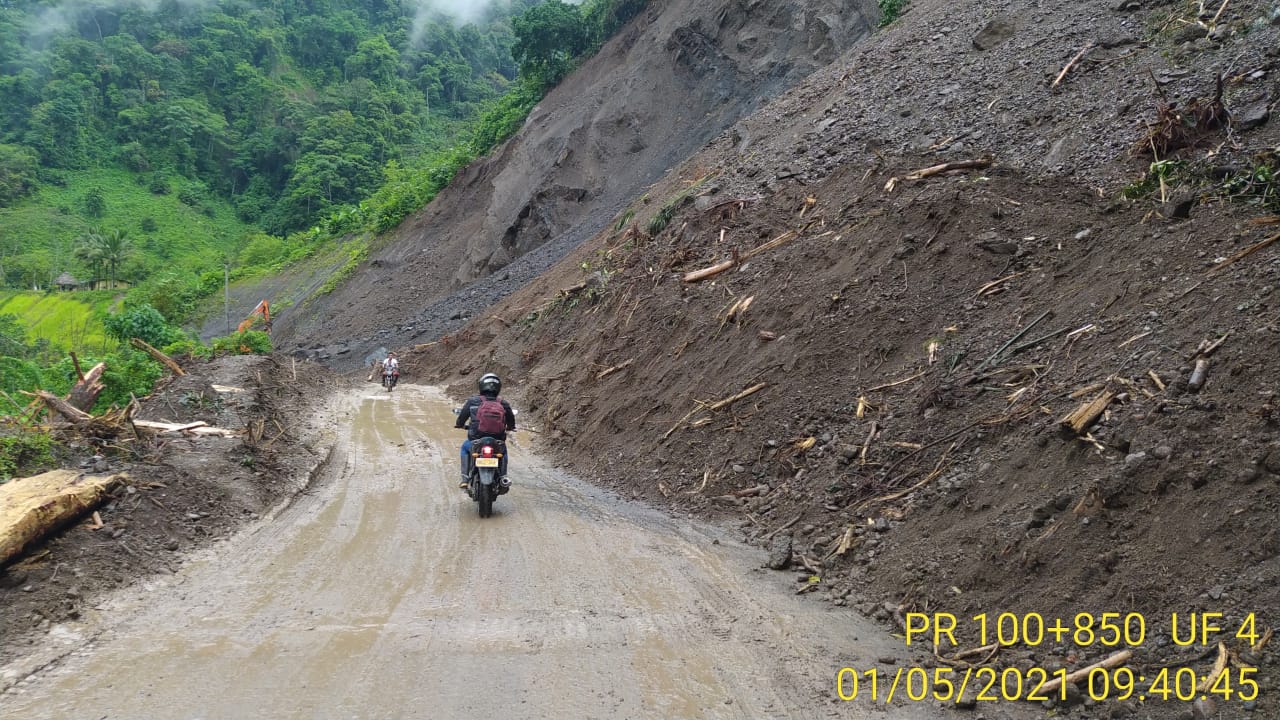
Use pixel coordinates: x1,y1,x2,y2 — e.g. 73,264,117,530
1,386,933,719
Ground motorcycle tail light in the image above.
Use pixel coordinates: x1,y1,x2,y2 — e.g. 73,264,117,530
481,446,495,457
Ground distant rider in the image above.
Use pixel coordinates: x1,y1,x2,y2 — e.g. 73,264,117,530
455,372,516,489
382,352,400,386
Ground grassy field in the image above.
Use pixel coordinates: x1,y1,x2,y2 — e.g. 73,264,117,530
0,290,121,353
2,168,256,285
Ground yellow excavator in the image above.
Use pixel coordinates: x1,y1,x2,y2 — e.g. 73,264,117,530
238,300,271,333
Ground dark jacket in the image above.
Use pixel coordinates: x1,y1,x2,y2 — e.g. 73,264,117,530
456,393,516,441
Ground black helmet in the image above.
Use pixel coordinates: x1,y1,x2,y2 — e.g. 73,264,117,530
478,373,501,396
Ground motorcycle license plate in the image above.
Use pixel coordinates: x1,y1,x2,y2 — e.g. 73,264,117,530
475,458,500,468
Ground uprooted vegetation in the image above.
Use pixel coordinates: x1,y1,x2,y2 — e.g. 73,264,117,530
0,354,337,667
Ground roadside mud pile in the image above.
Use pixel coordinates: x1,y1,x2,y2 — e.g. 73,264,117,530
0,355,339,669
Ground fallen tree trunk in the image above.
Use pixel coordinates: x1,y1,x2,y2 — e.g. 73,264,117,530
66,362,106,412
130,338,185,376
34,390,93,424
0,470,126,567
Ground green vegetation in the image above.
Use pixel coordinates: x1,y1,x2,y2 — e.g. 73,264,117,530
0,290,117,353
1222,156,1278,210
0,0,528,235
1120,154,1277,212
0,0,648,465
1,0,649,326
878,0,909,26
1,167,255,291
0,428,56,482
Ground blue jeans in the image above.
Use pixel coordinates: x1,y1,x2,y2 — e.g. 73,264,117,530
460,439,472,478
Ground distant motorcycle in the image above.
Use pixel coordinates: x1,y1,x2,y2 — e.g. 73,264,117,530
382,369,398,391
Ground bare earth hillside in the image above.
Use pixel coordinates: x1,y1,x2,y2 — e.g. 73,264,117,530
405,0,1280,716
272,0,881,368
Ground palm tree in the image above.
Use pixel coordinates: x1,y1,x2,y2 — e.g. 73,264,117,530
73,229,105,289
99,229,131,289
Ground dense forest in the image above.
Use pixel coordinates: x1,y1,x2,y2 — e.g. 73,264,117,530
0,0,646,478
0,0,645,296
0,0,535,233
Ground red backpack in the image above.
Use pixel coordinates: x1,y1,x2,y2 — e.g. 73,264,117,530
473,396,507,435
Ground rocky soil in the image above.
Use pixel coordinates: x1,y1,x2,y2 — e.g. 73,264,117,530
402,0,1280,717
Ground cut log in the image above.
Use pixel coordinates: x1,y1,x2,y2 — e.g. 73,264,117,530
129,338,185,376
683,230,799,283
132,419,238,437
1,470,126,567
1059,390,1116,435
66,362,107,412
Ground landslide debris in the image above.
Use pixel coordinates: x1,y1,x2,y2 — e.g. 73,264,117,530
406,0,1280,715
0,355,339,672
272,0,884,369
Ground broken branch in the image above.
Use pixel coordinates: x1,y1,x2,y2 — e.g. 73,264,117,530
1208,230,1280,273
1052,42,1097,89
884,159,994,191
709,383,769,411
977,309,1054,371
1198,643,1229,693
35,391,92,424
683,230,800,283
1060,389,1117,435
1039,650,1132,695
866,371,927,393
975,271,1027,297
596,358,634,380
130,338,185,376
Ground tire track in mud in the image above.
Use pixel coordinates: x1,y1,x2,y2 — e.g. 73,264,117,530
1,385,939,719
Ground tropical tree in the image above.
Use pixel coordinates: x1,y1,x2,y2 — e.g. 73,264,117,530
73,229,106,288
100,229,131,288
512,0,590,86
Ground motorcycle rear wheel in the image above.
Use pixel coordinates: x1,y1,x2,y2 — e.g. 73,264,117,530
477,479,493,518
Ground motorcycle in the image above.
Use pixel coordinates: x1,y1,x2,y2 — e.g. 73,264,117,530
382,370,398,391
454,408,514,518
466,436,510,518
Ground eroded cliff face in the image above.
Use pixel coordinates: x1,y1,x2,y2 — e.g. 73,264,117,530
275,0,878,360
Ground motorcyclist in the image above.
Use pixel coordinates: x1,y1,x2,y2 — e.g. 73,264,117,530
455,372,515,489
382,352,400,387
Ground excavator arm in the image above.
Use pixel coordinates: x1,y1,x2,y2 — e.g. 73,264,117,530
237,300,271,333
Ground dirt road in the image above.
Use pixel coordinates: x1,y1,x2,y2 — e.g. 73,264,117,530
0,386,932,719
